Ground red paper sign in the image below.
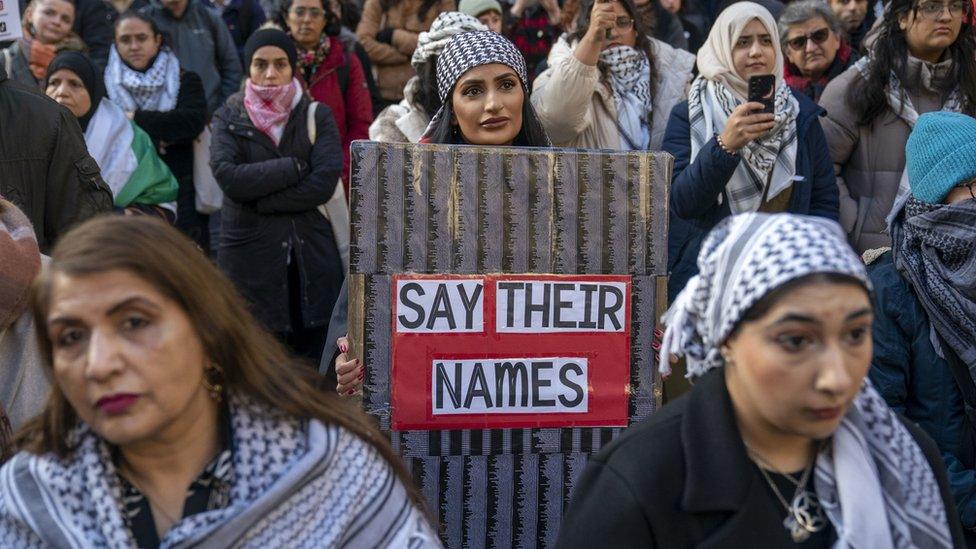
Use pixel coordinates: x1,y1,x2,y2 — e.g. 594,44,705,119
390,274,632,431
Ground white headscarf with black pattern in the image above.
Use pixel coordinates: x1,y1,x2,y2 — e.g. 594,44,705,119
411,12,488,69
599,45,652,150
659,212,954,549
421,30,529,140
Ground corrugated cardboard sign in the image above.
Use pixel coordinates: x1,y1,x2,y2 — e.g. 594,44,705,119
348,141,672,549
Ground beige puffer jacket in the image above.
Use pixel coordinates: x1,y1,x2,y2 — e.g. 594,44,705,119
819,56,955,252
356,0,454,103
531,35,695,150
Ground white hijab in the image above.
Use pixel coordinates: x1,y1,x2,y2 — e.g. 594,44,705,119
695,1,784,100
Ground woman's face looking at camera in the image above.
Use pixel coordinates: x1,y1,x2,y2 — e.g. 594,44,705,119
451,62,524,146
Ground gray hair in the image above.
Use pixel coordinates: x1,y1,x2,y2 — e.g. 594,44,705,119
778,0,846,48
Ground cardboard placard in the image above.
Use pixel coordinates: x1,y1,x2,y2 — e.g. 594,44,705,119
391,274,631,430
349,141,672,549
0,0,23,42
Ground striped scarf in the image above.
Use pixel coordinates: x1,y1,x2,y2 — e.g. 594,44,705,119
0,394,439,548
687,76,800,214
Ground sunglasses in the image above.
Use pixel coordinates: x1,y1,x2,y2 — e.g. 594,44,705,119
786,28,831,51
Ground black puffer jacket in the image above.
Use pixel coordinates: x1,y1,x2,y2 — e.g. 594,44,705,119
0,66,113,252
210,92,344,333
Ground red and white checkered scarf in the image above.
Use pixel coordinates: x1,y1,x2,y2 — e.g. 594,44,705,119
243,78,300,145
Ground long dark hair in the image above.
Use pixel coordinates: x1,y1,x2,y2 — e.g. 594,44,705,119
574,0,658,102
409,57,441,117
12,216,426,511
849,0,976,126
276,0,342,38
425,78,551,147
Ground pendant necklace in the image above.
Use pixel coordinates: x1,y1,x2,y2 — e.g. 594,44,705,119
747,444,828,543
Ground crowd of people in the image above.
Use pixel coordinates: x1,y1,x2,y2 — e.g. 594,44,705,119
1,0,976,545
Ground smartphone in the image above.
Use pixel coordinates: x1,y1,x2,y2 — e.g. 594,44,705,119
747,75,776,114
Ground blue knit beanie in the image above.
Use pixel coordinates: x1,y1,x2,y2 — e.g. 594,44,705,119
906,111,976,204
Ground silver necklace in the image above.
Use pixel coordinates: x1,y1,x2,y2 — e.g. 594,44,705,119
747,446,828,543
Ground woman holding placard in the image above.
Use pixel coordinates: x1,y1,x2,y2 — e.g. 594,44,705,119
662,2,838,302
328,30,551,398
555,212,964,548
210,28,343,363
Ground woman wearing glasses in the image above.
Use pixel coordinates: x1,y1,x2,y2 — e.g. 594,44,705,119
531,0,695,150
779,1,858,102
820,0,976,253
867,111,976,538
661,2,839,301
275,0,372,184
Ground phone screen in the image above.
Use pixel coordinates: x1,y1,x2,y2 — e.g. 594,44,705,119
748,75,775,114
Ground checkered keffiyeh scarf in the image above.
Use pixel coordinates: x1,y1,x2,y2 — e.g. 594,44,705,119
105,45,181,112
660,212,954,549
243,78,300,145
599,45,652,150
893,198,976,372
0,394,440,547
687,76,800,214
422,31,529,139
411,12,487,69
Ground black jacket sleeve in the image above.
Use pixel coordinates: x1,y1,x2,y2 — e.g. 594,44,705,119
72,0,113,69
45,109,114,247
253,104,342,214
133,71,208,145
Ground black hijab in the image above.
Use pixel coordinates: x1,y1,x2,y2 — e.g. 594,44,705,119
45,52,106,132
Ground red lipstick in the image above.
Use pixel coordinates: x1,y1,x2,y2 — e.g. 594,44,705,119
96,394,139,415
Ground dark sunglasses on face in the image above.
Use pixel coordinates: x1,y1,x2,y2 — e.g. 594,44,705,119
786,27,831,50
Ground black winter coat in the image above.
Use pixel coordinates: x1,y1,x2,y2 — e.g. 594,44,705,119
133,70,208,181
555,368,966,549
210,92,344,333
0,66,113,252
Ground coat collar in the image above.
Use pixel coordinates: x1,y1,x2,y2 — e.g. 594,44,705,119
680,369,785,548
680,368,756,513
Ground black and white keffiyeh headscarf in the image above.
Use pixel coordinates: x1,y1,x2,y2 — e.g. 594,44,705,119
599,45,652,150
660,212,954,549
105,45,181,112
421,30,529,140
410,12,487,69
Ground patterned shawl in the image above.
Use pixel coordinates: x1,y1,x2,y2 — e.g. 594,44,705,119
660,212,954,549
687,75,800,214
105,45,181,113
892,198,976,371
599,45,652,150
0,394,439,548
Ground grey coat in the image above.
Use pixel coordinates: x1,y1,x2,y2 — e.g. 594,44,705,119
143,0,243,116
819,56,952,252
0,312,48,430
0,43,36,90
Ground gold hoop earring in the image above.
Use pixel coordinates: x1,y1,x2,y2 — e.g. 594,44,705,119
203,363,225,402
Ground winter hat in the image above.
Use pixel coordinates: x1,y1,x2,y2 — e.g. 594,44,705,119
421,31,528,139
411,12,488,69
659,213,869,378
458,0,503,18
0,198,42,331
906,111,976,204
45,51,105,132
244,28,298,72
